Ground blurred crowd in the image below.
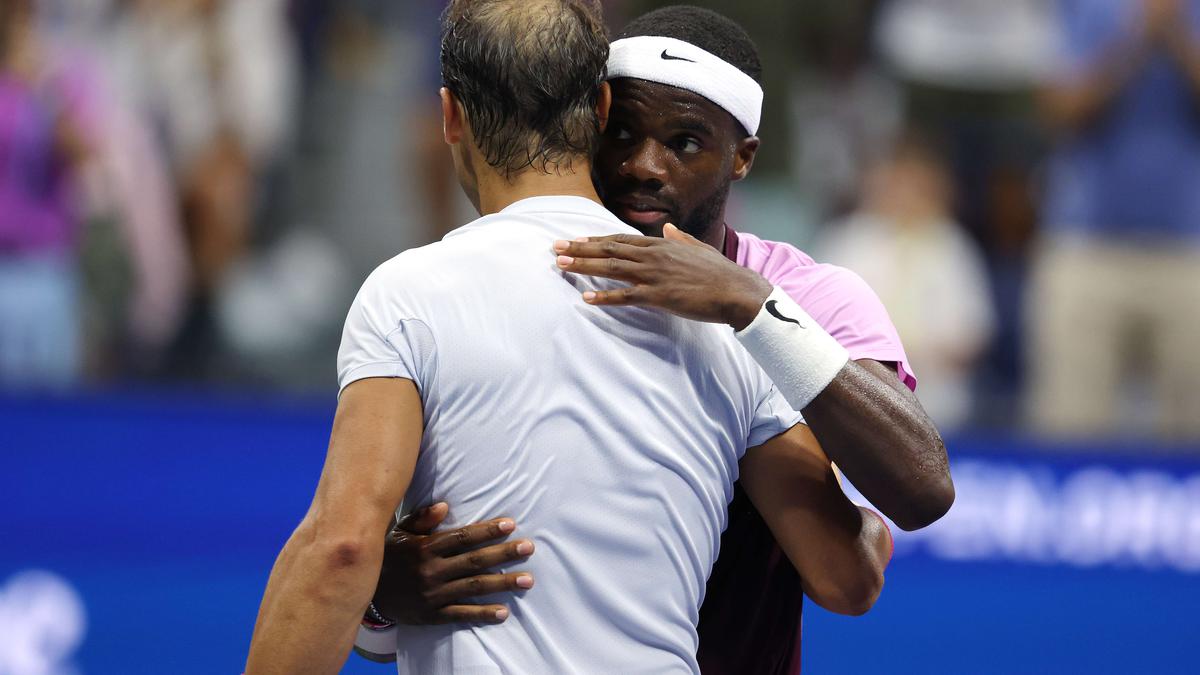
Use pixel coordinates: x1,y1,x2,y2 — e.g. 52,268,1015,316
1,0,1197,445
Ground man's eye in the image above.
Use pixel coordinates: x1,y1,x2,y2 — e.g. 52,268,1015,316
673,136,702,154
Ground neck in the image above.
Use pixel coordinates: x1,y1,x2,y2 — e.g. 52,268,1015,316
702,221,728,252
476,160,603,216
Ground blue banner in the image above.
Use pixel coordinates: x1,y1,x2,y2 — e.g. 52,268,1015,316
1,392,1195,674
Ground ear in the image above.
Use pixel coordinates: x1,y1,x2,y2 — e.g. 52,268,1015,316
441,87,464,145
732,136,760,182
595,81,612,133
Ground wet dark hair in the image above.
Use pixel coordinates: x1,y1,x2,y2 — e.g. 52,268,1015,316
617,5,762,83
440,0,609,178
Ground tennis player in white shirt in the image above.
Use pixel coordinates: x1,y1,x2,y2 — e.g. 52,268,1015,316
244,2,889,673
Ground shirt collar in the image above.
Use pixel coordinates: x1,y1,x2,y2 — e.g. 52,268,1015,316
499,195,613,219
722,224,740,263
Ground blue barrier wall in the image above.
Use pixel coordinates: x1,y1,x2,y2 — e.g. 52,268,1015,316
1,392,1195,674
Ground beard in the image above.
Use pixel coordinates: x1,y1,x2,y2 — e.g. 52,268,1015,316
675,176,732,241
593,166,732,241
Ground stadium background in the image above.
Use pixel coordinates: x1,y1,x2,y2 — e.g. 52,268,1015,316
1,1,1197,673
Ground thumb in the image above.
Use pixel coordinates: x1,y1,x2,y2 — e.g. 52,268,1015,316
395,502,450,535
663,223,703,246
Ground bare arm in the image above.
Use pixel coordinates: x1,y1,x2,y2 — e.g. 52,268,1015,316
245,378,423,675
802,358,951,531
1038,39,1148,131
553,227,952,530
739,424,891,616
1162,6,1200,99
1038,0,1181,131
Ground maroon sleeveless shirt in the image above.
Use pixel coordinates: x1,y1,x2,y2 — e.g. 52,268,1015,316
695,226,804,675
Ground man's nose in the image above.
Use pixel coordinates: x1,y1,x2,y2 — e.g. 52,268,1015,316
619,140,669,188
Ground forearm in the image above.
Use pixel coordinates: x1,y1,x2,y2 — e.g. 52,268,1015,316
798,505,891,616
1164,25,1200,99
734,289,952,530
1040,38,1149,131
802,359,951,531
246,524,385,675
742,437,889,616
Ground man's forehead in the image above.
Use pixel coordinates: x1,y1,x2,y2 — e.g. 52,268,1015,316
609,77,739,130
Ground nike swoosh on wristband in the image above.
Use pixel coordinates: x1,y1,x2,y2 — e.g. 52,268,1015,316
660,49,696,63
765,300,804,327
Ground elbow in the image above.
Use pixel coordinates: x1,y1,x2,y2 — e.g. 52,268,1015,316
839,571,884,617
293,519,380,574
804,538,887,616
887,431,955,531
892,473,955,532
810,567,884,617
323,538,374,571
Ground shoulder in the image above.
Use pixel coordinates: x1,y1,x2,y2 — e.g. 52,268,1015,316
351,234,471,322
736,230,818,273
366,216,514,283
358,243,440,294
735,230,916,389
736,231,878,310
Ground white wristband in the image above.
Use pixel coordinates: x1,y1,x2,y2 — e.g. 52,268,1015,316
735,287,850,410
353,623,398,663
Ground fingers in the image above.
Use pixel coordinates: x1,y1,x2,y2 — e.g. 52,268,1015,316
433,603,514,625
396,502,450,536
556,254,645,282
553,238,651,262
581,286,646,307
426,572,535,609
662,223,704,247
422,517,517,557
577,233,658,247
437,538,535,580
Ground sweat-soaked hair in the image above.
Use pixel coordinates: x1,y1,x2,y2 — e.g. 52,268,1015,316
440,0,609,178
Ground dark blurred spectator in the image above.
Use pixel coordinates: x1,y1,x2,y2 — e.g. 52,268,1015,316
789,0,899,223
0,0,100,386
1,0,191,385
875,0,1054,424
285,1,448,277
818,136,994,431
214,1,453,388
38,0,190,375
1029,0,1200,441
105,0,296,375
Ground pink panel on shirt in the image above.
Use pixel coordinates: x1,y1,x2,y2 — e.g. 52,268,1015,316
736,230,917,392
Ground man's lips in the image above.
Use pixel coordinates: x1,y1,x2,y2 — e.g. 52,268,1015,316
611,199,673,227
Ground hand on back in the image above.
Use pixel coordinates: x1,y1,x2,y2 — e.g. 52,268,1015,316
553,224,772,331
374,503,536,625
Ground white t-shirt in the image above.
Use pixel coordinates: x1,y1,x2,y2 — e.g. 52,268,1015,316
339,196,801,674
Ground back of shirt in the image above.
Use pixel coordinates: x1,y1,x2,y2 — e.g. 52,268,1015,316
338,196,800,674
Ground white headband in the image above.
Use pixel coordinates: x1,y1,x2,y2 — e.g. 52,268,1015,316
606,35,763,136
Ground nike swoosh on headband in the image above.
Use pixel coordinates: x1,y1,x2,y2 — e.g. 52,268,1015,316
660,49,696,63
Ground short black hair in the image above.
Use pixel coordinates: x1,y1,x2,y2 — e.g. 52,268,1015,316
617,5,762,83
440,0,609,178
